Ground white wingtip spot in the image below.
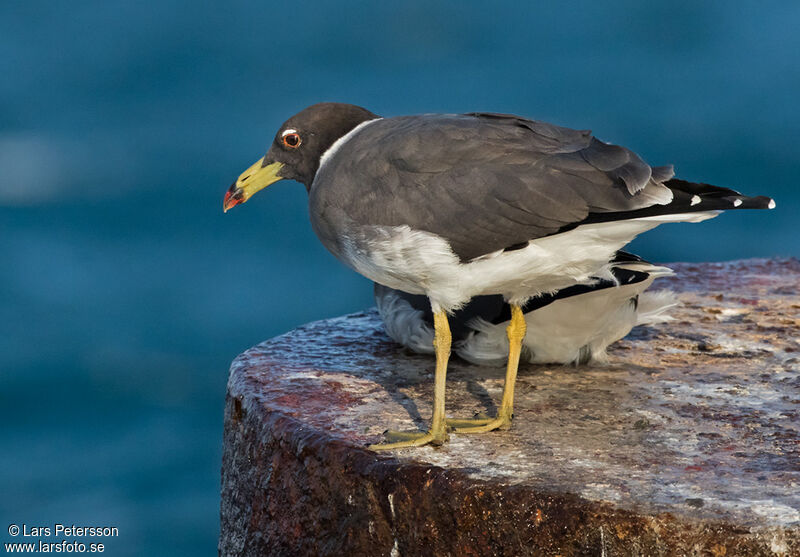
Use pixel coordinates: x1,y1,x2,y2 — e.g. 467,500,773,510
768,199,776,209
733,198,743,207
690,195,701,206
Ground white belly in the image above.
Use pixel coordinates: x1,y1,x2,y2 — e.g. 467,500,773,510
342,212,716,312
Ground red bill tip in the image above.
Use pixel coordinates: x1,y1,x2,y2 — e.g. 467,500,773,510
223,185,244,213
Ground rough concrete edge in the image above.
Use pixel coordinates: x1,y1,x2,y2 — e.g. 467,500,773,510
220,355,799,557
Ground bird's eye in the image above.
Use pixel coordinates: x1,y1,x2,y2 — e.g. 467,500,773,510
282,131,301,149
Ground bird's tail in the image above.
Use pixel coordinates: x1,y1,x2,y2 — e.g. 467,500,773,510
662,178,775,212
578,179,775,228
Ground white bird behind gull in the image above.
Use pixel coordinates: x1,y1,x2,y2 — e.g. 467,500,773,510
375,254,676,366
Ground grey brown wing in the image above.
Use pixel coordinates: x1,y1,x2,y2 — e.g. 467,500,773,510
316,113,675,261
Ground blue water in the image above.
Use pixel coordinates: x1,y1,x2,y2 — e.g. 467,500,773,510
1,2,798,554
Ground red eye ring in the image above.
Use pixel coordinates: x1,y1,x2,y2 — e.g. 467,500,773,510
282,132,301,148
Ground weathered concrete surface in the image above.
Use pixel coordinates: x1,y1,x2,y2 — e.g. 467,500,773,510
219,258,800,556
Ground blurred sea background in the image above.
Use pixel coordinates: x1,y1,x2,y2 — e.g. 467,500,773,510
1,1,798,554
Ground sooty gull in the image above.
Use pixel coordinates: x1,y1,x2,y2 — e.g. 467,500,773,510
223,102,775,449
375,252,676,367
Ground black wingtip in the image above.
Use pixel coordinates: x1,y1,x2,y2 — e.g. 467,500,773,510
612,250,646,264
663,179,775,211
727,195,776,210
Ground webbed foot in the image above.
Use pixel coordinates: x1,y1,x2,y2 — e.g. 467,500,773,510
369,428,449,450
447,412,512,433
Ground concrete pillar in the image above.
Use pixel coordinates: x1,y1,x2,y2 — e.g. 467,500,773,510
219,259,800,556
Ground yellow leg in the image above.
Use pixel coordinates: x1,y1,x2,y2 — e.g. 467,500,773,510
370,309,451,450
448,304,526,433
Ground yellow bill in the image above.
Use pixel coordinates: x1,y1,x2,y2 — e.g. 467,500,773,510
223,158,284,212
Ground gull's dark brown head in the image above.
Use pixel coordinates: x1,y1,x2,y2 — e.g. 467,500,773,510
223,102,379,212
